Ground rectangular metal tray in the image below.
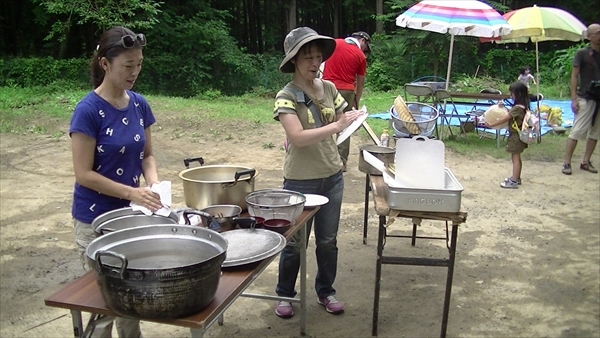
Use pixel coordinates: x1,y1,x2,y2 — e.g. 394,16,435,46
383,168,463,212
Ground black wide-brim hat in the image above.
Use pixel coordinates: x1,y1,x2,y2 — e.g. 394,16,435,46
279,27,336,73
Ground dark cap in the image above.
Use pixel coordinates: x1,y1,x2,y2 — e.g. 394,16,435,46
352,31,371,53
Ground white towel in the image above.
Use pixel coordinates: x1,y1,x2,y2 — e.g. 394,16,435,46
130,181,172,216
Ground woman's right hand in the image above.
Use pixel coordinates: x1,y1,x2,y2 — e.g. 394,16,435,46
337,110,364,131
128,187,163,212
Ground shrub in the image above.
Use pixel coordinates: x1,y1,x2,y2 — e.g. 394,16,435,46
0,57,88,88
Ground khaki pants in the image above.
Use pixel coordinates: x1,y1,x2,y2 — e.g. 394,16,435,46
74,220,143,338
337,90,356,167
568,98,599,141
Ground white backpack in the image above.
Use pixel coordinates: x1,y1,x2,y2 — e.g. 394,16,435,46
512,104,539,144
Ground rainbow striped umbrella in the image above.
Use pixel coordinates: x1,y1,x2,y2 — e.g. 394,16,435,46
396,0,511,89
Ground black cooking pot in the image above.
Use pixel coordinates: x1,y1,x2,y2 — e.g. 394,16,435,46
86,224,228,319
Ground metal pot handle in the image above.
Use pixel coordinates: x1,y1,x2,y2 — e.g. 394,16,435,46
95,250,128,279
222,169,256,189
182,210,212,227
232,217,256,229
183,157,204,168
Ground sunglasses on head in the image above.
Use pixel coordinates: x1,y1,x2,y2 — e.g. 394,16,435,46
115,33,147,49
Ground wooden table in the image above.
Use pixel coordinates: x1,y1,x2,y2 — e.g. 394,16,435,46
362,174,467,338
45,207,319,338
448,91,510,102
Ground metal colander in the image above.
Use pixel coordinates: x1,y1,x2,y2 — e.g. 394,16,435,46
245,189,305,224
389,102,439,137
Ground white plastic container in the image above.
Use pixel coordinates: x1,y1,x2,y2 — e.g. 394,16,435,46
394,136,445,189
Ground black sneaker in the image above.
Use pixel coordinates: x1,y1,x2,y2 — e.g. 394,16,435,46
580,162,598,174
562,163,572,175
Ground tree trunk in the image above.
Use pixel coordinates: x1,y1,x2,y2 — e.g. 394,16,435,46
248,0,257,53
242,0,249,50
288,0,297,31
376,0,383,34
333,0,340,37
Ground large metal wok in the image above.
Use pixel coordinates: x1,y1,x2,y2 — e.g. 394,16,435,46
86,224,228,319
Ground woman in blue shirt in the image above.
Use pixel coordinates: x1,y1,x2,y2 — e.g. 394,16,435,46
69,26,161,338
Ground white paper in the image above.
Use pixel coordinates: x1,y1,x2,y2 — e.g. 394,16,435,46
130,181,172,216
336,105,368,145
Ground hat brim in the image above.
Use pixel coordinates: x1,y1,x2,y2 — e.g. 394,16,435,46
279,35,336,73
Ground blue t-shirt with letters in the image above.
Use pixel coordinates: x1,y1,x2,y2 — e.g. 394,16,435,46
69,90,156,223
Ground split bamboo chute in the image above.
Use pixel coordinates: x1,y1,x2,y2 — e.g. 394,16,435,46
393,95,421,134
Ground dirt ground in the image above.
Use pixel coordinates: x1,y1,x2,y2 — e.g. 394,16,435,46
1,110,599,338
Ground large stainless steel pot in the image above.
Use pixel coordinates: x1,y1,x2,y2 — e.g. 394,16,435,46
358,145,395,175
179,158,258,210
92,207,179,235
86,224,228,319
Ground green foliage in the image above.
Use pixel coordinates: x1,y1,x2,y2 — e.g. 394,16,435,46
32,0,162,42
0,57,88,88
481,48,537,83
139,11,267,96
365,35,412,91
544,43,586,96
0,52,288,97
451,75,508,94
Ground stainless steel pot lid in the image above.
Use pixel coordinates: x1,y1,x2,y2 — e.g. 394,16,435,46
220,229,286,267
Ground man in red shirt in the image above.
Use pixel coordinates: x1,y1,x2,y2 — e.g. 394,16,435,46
322,31,370,171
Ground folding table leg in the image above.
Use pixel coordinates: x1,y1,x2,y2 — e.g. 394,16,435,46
363,174,370,244
496,130,500,148
300,221,307,335
70,310,83,338
440,223,459,338
371,215,386,336
191,328,205,338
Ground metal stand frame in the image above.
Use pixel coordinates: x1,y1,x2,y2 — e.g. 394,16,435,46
371,215,459,338
363,174,463,338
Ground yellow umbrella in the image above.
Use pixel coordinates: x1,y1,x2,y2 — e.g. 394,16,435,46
482,5,587,100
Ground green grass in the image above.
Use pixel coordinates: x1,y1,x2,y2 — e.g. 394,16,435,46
0,85,579,162
148,94,274,125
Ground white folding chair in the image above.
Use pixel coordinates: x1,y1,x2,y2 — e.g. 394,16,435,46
403,83,434,103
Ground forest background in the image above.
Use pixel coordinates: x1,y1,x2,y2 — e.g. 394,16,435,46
1,0,599,98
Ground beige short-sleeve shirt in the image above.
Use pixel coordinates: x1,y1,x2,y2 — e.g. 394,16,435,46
273,80,348,179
